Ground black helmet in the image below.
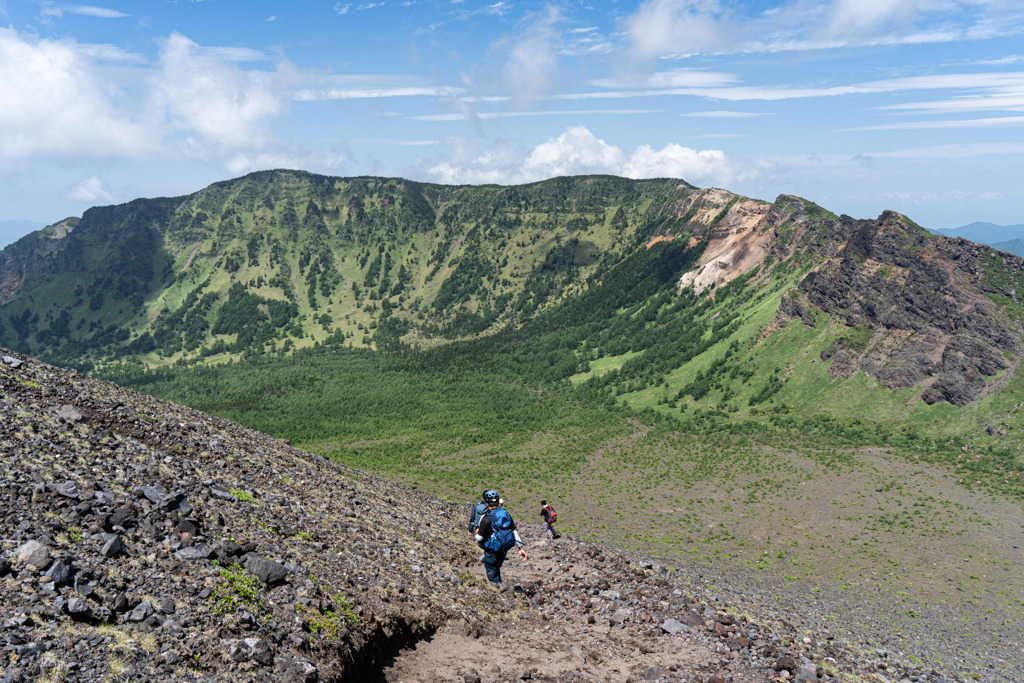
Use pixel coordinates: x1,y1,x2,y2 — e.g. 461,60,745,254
484,490,500,506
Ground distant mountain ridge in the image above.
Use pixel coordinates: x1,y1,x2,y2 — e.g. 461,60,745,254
990,238,1024,257
930,221,1024,256
2,170,1024,416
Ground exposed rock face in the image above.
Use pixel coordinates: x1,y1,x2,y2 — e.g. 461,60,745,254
0,347,945,682
679,196,1024,406
798,213,1022,405
675,193,773,295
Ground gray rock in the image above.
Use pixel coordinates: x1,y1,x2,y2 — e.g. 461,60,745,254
644,666,672,681
224,637,274,666
129,601,154,623
775,655,798,673
66,597,92,622
174,544,216,561
679,612,703,627
106,508,134,530
161,620,183,634
100,535,125,559
210,485,237,501
45,558,72,586
659,618,686,635
161,651,180,666
55,480,80,499
2,355,24,368
136,484,170,504
15,540,52,570
280,657,318,683
112,592,130,612
243,553,289,584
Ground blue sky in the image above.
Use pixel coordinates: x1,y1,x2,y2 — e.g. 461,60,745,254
1,0,1023,248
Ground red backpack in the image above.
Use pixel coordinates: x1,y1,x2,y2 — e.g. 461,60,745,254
542,504,557,523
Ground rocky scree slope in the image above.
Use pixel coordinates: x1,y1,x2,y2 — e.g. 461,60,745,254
1,347,962,682
1,346,500,681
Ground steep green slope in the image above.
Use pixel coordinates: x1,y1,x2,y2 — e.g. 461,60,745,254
0,172,720,369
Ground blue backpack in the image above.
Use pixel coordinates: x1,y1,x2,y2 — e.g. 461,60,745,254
472,501,489,530
483,508,517,553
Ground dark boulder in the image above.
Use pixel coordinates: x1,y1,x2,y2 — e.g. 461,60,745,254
243,553,289,585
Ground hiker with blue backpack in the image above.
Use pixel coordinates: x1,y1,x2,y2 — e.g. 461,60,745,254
474,490,528,584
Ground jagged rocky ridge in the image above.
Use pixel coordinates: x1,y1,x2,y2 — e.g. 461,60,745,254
0,347,967,682
762,208,1024,405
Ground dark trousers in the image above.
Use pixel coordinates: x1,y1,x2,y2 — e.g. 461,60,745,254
482,550,506,583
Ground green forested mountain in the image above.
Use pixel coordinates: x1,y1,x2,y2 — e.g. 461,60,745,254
1,173,710,364
3,170,1023,416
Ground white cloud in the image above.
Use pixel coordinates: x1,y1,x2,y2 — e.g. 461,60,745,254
76,43,144,62
622,0,1024,59
67,175,115,202
355,138,440,146
0,28,303,172
426,126,741,187
427,136,526,185
150,32,292,159
293,73,464,101
847,115,1024,131
870,142,1024,159
42,5,129,19
206,46,273,62
0,28,154,164
522,126,626,177
826,0,921,38
551,70,1024,110
879,93,1024,115
412,108,660,121
975,54,1024,66
295,85,461,101
684,110,769,118
624,143,734,182
592,69,738,89
504,5,564,105
625,0,731,60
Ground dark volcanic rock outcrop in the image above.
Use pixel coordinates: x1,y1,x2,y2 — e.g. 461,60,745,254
790,211,1024,405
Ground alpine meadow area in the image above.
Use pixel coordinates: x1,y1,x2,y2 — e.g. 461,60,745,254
2,171,1024,680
